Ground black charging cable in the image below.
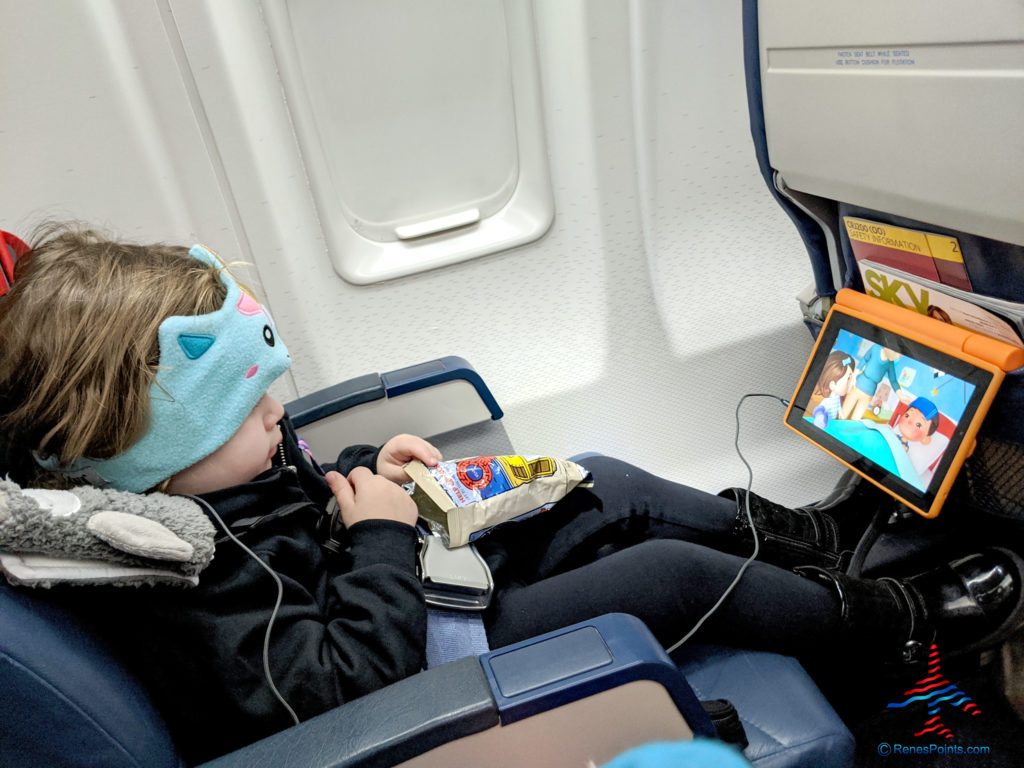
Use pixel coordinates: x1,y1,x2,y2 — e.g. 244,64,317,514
665,393,789,654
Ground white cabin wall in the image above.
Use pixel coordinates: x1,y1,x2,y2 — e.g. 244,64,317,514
1,0,843,504
621,0,846,499
494,0,843,503
0,2,246,266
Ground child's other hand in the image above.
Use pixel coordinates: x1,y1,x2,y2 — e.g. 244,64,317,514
377,434,442,484
326,468,418,528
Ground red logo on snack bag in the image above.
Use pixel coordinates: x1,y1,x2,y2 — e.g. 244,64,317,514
457,458,494,490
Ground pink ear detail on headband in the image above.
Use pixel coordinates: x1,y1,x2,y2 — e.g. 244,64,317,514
236,290,271,323
235,292,269,379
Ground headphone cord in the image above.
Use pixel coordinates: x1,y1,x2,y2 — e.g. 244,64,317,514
185,494,301,726
664,393,789,655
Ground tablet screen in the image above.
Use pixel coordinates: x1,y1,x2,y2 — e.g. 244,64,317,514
785,311,995,515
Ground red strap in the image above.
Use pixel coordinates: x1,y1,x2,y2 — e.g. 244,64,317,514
0,230,30,297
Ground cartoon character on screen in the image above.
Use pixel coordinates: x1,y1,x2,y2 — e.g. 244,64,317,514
840,344,904,422
810,351,856,429
893,397,940,452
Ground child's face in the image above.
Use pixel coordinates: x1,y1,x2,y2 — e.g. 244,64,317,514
167,394,285,494
898,407,933,445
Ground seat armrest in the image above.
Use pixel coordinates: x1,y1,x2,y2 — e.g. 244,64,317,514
480,613,716,738
203,614,717,768
286,356,502,429
379,356,502,420
286,372,387,428
198,656,499,768
286,356,503,457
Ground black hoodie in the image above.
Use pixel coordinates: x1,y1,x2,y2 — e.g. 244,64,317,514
66,417,427,764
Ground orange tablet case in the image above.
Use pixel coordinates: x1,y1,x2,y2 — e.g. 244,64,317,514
784,289,1024,518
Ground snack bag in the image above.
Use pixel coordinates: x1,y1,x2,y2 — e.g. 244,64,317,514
404,455,590,547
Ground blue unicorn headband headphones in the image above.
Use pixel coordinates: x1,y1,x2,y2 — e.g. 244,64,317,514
37,245,292,492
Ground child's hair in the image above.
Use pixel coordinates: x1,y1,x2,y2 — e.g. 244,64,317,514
0,223,226,486
813,350,854,398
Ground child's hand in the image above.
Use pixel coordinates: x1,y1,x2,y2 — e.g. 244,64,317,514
376,434,442,484
326,468,418,528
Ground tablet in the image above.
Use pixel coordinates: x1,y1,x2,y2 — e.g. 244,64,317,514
785,289,1024,518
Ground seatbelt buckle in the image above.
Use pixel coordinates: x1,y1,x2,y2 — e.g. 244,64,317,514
418,534,493,611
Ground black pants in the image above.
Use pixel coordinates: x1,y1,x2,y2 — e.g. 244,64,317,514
479,456,842,659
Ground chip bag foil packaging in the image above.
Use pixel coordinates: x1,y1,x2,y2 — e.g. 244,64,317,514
404,456,590,547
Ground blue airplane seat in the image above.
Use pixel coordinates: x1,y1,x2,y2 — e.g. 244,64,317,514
0,574,851,768
0,583,719,768
0,580,181,768
678,646,855,768
0,360,853,767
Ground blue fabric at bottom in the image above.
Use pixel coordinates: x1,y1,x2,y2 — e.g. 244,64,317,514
425,609,490,668
602,739,752,768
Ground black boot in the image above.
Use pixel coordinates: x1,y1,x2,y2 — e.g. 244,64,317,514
796,547,1024,664
904,549,1024,657
720,476,886,570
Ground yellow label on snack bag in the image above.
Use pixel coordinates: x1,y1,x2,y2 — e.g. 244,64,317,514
497,455,558,487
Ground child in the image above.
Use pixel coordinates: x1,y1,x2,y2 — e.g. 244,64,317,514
893,396,944,487
810,350,856,429
893,397,940,452
1,225,1020,763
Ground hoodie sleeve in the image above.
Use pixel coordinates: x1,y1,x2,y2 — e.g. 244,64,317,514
129,516,427,762
261,519,427,709
248,519,424,704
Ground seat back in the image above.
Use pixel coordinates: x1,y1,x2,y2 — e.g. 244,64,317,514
0,581,183,768
743,0,1024,524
